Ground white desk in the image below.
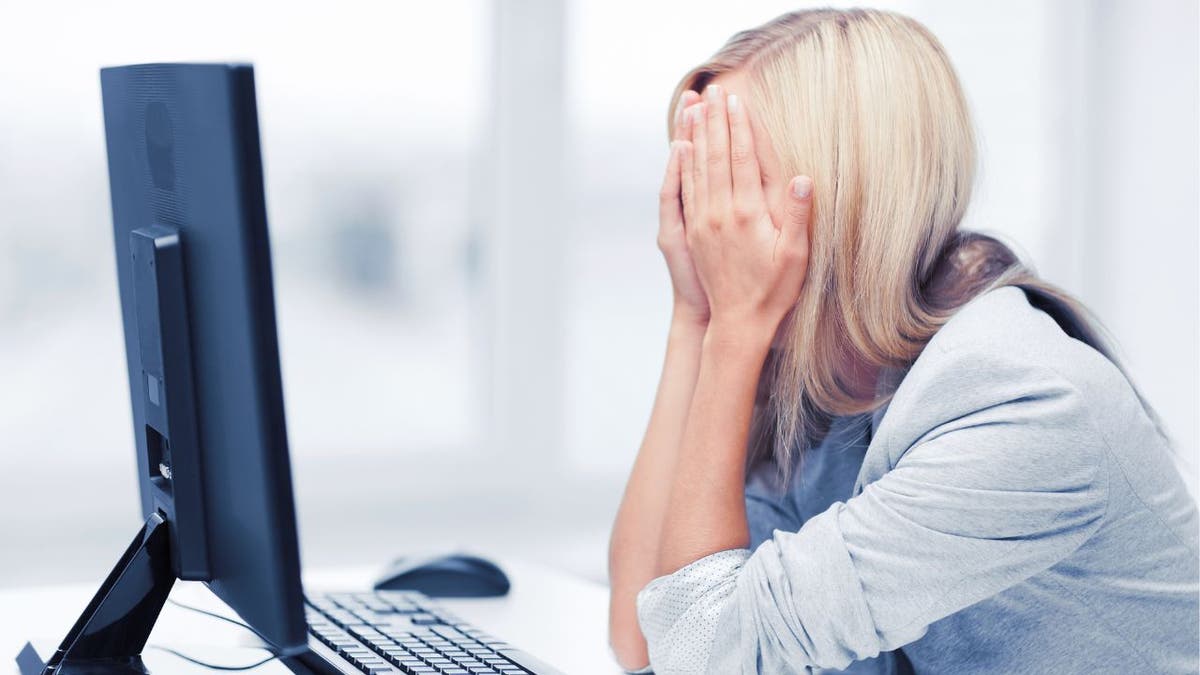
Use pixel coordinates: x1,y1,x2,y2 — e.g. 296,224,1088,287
0,559,625,675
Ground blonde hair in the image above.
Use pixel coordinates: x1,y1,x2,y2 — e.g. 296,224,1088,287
670,8,1128,473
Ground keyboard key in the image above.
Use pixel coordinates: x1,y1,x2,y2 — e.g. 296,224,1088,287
429,625,470,641
464,645,491,654
309,591,544,675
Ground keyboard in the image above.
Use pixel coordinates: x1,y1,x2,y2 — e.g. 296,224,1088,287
305,591,561,675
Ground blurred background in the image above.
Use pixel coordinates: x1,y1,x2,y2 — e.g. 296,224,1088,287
0,0,1196,589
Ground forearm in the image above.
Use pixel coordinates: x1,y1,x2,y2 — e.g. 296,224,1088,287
657,322,772,576
608,311,706,668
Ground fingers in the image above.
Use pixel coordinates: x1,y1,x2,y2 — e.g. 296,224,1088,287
658,141,684,232
727,93,765,220
672,90,700,142
703,85,732,221
676,86,765,241
679,141,699,233
784,176,814,247
688,102,709,221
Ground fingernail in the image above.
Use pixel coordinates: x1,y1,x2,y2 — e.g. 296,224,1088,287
793,176,813,199
727,94,739,113
706,84,721,102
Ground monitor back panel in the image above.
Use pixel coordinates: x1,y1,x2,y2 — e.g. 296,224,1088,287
100,62,307,653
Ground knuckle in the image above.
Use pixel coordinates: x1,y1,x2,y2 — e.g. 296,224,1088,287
785,244,809,266
732,204,756,225
656,233,674,253
679,191,694,214
730,145,753,167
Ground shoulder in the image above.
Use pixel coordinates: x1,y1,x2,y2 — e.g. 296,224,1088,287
923,285,1109,372
873,286,1137,471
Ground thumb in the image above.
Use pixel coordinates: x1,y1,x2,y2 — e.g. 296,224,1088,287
785,175,814,245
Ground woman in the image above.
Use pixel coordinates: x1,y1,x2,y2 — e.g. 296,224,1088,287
608,8,1199,675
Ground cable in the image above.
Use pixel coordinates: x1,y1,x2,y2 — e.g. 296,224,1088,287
149,597,281,670
166,598,273,644
147,645,278,671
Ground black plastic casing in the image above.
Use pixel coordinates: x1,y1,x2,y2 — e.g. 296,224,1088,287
100,63,309,656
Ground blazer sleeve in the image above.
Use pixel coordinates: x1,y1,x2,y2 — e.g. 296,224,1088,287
636,348,1111,674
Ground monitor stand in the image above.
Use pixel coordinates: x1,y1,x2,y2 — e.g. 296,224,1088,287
17,512,175,675
17,225,218,675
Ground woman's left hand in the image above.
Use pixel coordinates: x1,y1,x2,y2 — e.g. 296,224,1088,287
678,84,813,344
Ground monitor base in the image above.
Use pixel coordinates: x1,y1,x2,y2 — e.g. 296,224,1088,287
16,513,175,675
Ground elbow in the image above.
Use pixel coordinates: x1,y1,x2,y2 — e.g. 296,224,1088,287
609,593,651,672
608,537,654,670
609,627,651,673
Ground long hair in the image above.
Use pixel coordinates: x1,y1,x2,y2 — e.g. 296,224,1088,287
668,8,1134,474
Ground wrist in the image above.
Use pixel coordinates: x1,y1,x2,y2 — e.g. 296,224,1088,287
670,306,709,334
664,310,707,362
700,325,773,380
704,315,777,357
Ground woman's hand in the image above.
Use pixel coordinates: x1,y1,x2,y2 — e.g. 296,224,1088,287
656,84,810,576
678,84,813,344
659,90,710,327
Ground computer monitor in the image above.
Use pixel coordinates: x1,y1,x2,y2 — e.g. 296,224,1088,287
16,63,311,675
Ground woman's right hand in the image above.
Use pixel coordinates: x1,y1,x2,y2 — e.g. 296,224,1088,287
659,90,710,326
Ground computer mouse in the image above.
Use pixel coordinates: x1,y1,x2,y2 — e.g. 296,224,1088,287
373,553,511,598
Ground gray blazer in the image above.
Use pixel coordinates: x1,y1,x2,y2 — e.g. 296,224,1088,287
636,286,1199,674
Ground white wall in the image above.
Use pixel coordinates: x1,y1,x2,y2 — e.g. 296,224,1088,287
1084,1,1199,494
